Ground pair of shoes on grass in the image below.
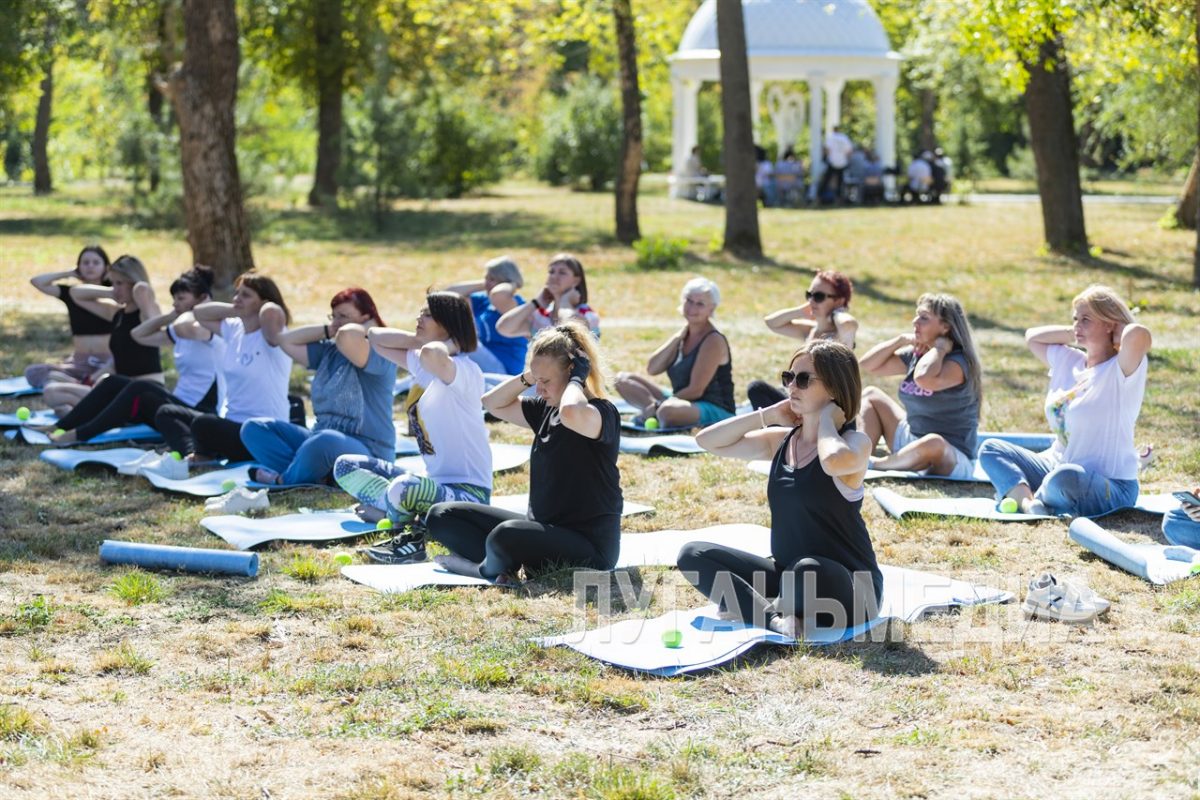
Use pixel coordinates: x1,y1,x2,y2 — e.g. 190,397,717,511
1022,572,1110,624
119,450,188,480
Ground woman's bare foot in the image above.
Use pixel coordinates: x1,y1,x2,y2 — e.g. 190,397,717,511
353,503,386,524
250,466,281,485
433,554,484,579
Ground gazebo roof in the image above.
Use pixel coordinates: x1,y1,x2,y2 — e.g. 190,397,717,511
673,0,900,78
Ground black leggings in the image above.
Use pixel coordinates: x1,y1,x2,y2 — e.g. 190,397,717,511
747,379,786,410
676,541,880,631
426,502,620,580
154,406,251,461
55,376,217,441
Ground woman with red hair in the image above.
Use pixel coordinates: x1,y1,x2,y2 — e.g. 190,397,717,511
748,270,858,409
239,287,396,486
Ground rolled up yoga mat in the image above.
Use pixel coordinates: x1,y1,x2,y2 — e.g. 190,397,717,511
99,540,259,577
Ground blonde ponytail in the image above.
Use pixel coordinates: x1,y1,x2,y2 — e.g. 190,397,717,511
530,321,607,399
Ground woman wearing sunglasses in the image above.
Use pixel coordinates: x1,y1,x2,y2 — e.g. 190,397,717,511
613,277,735,429
858,293,983,479
680,340,882,638
747,270,857,409
332,291,492,564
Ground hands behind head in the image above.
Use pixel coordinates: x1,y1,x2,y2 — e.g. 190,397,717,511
1111,321,1127,349
537,286,555,307
568,348,591,385
821,400,847,430
765,398,802,428
932,335,954,354
560,288,581,309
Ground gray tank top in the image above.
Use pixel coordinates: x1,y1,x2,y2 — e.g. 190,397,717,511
666,330,735,413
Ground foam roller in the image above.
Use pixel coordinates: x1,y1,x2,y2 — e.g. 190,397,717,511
99,540,258,577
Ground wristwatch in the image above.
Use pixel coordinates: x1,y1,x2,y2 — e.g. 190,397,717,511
519,372,532,387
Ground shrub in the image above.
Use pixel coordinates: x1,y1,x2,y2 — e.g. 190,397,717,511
632,235,690,271
535,76,622,191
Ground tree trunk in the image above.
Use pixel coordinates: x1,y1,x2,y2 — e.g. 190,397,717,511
1176,149,1198,231
918,88,937,152
612,0,642,244
308,0,346,207
1023,35,1087,254
715,0,761,258
146,5,172,194
33,60,52,195
167,0,254,291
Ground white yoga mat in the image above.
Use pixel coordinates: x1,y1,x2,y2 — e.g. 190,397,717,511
141,463,331,497
0,408,57,427
341,523,773,594
40,447,150,471
6,423,162,446
619,434,705,456
537,563,1013,676
395,441,530,475
872,487,1179,522
1069,518,1199,585
203,496,657,549
0,377,39,397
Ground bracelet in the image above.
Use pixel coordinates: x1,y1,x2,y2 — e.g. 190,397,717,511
530,297,542,310
758,409,767,429
324,324,330,340
519,372,532,387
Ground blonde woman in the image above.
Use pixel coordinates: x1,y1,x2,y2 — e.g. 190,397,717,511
427,322,622,584
42,255,163,415
979,285,1151,516
858,293,983,479
613,277,734,428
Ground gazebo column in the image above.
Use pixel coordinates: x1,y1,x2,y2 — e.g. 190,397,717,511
671,77,701,197
751,79,765,142
823,79,845,136
872,73,898,197
807,74,825,199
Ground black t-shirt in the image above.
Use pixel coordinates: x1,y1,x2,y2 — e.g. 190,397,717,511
57,284,113,336
768,426,883,602
521,395,623,540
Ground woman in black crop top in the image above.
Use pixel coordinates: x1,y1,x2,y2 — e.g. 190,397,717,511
679,340,882,639
614,277,734,430
24,246,115,389
41,255,163,415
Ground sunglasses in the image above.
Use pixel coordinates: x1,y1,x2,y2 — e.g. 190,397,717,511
806,290,839,303
780,370,820,389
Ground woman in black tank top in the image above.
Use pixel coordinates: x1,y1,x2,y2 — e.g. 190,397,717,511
24,246,115,389
614,277,734,429
41,255,163,415
678,340,882,639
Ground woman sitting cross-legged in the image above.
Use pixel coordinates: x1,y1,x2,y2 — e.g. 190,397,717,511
426,322,623,585
332,291,492,565
48,266,222,446
146,272,294,472
239,287,396,486
747,269,858,410
24,245,113,391
678,340,882,638
857,293,983,479
978,285,1152,517
613,277,735,429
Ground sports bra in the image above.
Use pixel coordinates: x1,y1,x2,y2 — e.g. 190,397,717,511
57,284,113,336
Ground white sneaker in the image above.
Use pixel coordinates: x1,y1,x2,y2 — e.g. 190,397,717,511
204,487,269,515
768,614,799,639
137,452,188,480
117,450,162,476
1022,573,1107,623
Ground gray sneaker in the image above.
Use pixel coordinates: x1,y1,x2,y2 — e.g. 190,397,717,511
1022,573,1107,623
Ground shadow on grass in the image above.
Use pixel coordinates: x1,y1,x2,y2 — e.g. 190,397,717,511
0,312,71,377
1063,251,1192,289
712,627,940,677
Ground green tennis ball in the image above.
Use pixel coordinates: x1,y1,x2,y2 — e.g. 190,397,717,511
169,450,183,461
16,406,30,421
1191,563,1200,576
53,428,65,436
661,629,683,648
333,553,353,566
999,497,1019,514
644,417,660,430
377,518,393,531
221,479,237,492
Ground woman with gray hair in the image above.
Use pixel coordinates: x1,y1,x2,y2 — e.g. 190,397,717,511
858,293,984,479
614,276,735,429
446,256,528,375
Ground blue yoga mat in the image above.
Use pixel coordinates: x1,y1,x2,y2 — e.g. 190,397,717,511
0,377,39,397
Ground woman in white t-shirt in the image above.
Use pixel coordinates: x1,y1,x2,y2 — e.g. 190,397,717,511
978,285,1152,516
152,272,294,468
334,291,492,564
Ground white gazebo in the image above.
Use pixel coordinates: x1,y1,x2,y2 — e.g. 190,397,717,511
670,0,901,197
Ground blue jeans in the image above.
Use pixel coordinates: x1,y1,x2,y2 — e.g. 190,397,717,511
976,438,1139,518
240,420,373,486
1163,507,1200,548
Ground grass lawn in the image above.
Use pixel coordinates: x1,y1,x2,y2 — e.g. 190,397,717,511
1,180,1199,799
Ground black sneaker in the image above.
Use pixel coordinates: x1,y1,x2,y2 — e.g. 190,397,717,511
363,533,427,565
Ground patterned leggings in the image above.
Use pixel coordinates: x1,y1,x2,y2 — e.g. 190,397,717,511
332,454,489,525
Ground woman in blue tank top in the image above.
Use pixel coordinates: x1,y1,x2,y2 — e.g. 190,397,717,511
614,277,734,429
678,340,882,639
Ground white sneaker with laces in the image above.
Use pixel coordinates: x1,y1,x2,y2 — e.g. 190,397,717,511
1022,573,1106,623
117,451,162,476
204,487,270,515
137,453,188,481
